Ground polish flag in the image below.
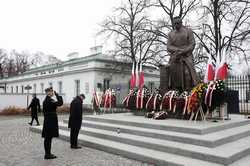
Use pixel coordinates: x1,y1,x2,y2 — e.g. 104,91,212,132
204,55,215,83
139,62,144,89
130,62,135,89
135,61,139,87
215,53,228,80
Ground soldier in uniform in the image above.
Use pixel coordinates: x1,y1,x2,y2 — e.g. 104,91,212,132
167,16,199,92
42,87,63,159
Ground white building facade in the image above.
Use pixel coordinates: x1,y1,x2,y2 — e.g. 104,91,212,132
0,53,159,109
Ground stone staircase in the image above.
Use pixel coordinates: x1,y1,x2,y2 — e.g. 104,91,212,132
30,113,250,166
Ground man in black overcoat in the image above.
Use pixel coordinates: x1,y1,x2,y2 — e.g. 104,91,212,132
42,87,63,159
68,94,85,149
28,93,41,126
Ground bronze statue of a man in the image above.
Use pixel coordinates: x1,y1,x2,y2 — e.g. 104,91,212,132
167,16,198,91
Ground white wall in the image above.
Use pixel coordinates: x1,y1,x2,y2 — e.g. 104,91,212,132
0,94,44,109
0,58,160,108
2,71,96,105
0,93,68,110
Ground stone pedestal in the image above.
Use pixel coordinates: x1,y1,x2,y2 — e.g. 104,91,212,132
133,110,145,116
160,65,170,93
212,103,228,120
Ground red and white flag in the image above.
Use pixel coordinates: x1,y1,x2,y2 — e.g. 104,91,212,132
139,62,144,89
204,55,215,83
215,53,228,80
135,61,139,88
130,62,135,89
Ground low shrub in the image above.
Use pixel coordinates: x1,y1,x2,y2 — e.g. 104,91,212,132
0,106,29,115
57,105,70,113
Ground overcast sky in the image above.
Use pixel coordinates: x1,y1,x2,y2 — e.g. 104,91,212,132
0,0,120,60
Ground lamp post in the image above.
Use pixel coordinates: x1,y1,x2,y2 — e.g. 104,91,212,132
24,85,32,108
0,85,6,93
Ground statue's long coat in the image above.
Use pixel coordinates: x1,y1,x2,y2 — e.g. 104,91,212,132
167,26,199,90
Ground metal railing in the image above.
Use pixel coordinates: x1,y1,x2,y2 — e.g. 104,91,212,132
225,75,250,114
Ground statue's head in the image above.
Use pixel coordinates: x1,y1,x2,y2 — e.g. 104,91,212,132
173,16,182,30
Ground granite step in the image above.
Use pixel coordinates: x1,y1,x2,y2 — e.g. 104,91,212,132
30,125,222,166
59,122,250,165
63,119,250,148
81,113,250,135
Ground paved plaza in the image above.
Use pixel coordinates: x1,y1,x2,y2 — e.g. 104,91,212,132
0,114,153,166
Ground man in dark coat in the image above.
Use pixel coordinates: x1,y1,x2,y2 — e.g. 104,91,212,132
68,94,85,149
28,93,41,126
42,87,63,159
167,16,199,92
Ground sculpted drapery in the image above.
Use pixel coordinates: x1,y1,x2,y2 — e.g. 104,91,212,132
167,18,199,91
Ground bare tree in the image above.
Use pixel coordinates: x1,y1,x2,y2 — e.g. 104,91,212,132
198,0,250,63
0,49,8,78
11,50,30,74
0,49,62,78
158,0,200,28
99,0,158,65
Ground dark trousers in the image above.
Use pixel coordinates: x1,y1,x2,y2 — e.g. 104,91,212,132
31,115,39,125
44,137,53,155
70,127,80,146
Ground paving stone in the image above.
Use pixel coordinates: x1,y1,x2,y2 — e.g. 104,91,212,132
0,114,153,166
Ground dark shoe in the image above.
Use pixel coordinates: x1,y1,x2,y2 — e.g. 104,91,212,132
50,154,57,158
71,145,82,149
36,124,40,126
44,154,57,159
28,122,32,126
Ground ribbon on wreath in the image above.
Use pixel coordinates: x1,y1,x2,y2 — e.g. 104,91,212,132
104,89,112,109
146,93,154,110
93,91,100,108
169,91,176,111
136,88,144,109
204,82,216,107
153,94,159,110
122,89,134,107
160,92,169,110
183,96,189,115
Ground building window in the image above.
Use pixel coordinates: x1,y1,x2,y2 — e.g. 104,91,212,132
21,85,24,93
97,83,102,91
58,81,62,94
41,83,44,93
85,82,89,94
16,86,18,93
33,84,36,93
11,86,13,93
58,68,64,72
75,80,80,96
103,79,110,91
49,82,53,88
